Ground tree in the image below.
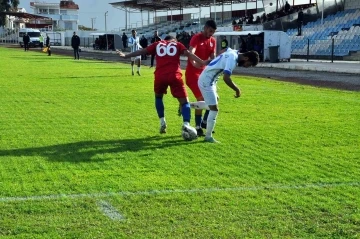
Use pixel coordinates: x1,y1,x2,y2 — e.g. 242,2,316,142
78,25,97,31
0,0,20,27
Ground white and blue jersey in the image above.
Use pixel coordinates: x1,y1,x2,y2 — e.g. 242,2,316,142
198,48,239,105
199,48,238,88
128,36,141,53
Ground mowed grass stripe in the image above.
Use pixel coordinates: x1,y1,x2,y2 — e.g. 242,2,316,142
0,181,359,202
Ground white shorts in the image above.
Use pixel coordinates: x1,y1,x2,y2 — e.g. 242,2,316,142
198,75,218,106
131,55,141,61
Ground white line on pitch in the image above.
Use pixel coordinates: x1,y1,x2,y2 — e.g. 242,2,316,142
0,181,359,203
97,200,125,221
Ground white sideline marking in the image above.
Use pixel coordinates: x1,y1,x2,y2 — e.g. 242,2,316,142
97,200,125,221
0,182,359,203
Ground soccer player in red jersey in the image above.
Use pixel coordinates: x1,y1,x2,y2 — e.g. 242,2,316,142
185,20,217,136
116,35,208,134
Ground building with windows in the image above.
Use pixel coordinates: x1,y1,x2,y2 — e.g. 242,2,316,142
29,0,79,31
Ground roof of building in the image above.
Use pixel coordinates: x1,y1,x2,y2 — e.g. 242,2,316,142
110,0,256,12
0,12,51,19
30,1,79,10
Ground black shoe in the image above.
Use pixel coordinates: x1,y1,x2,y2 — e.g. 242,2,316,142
200,122,215,133
201,122,207,129
196,128,205,137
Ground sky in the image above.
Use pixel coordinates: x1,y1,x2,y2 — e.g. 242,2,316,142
18,0,313,32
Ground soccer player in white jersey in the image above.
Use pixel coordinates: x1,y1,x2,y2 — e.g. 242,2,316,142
128,29,142,76
190,49,259,143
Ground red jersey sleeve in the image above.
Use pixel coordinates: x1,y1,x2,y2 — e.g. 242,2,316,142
177,41,188,54
146,41,158,55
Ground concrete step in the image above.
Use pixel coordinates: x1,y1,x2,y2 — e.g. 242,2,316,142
344,51,360,61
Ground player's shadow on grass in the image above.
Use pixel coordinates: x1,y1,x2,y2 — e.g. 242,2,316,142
0,136,199,163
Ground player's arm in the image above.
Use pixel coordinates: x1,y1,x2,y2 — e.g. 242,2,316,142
188,46,198,67
223,73,241,98
209,40,217,59
116,48,148,58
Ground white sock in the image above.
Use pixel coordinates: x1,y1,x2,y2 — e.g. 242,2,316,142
137,66,140,72
206,110,218,138
183,122,190,127
131,66,134,72
160,117,166,125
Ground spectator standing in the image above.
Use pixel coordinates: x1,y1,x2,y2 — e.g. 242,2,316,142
297,8,304,36
246,33,255,51
239,37,247,53
221,36,228,50
39,34,44,48
122,32,128,49
71,31,80,60
45,34,51,56
140,35,148,60
23,33,30,51
285,1,291,13
150,30,161,68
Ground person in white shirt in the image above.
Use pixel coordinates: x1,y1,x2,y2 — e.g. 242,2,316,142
190,49,259,143
128,29,142,76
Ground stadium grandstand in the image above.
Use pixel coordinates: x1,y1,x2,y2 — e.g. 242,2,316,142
110,0,360,60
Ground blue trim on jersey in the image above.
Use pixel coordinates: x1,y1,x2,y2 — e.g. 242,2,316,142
208,55,223,66
223,70,231,75
210,69,223,86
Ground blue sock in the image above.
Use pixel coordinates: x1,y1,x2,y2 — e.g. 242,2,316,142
195,114,202,127
181,102,191,123
155,97,164,118
203,110,209,122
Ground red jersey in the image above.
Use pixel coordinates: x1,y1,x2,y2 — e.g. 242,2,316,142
186,33,216,74
146,40,187,77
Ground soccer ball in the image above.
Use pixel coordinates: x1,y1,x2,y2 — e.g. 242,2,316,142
182,125,198,141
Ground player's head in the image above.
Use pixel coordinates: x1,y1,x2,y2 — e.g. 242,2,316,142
131,29,136,37
237,51,259,68
164,35,176,42
203,20,217,38
154,30,158,36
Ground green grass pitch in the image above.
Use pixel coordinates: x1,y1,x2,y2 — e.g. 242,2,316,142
0,47,359,238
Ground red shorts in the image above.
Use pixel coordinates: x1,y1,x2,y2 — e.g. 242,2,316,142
185,70,202,99
154,72,188,98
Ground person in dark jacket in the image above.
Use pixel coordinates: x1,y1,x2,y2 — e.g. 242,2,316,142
122,32,128,49
140,35,148,60
297,8,304,36
150,30,161,68
46,34,51,56
71,31,81,60
23,33,30,51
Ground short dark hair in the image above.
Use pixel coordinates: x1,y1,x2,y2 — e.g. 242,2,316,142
242,51,260,67
164,35,175,41
205,19,217,30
